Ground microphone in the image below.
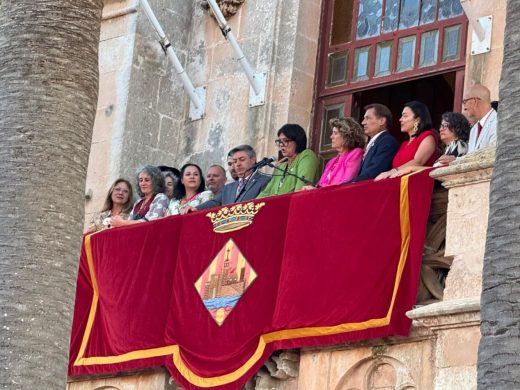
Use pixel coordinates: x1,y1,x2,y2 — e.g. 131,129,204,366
250,156,277,171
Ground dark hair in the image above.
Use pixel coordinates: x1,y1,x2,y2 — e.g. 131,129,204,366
329,117,366,149
404,101,434,138
277,124,307,153
173,163,206,200
162,171,178,183
102,178,133,214
136,165,165,197
364,103,393,129
228,144,256,159
441,112,471,142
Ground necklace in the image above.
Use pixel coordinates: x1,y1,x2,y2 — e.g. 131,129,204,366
181,192,199,205
136,197,152,215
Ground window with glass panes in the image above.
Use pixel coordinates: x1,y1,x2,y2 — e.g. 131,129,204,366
313,0,468,159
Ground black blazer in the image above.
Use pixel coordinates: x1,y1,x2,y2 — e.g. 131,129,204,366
353,131,399,182
197,171,271,210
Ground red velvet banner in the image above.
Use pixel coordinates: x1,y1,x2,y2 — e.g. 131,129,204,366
69,170,433,389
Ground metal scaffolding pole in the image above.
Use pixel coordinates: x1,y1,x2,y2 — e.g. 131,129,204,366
140,0,206,119
206,0,267,107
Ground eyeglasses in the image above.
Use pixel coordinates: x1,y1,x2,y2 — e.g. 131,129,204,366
440,122,450,129
275,138,293,147
462,97,479,105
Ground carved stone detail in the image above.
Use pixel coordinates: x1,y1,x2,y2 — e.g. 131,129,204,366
200,0,246,18
264,351,300,380
335,355,417,390
251,351,300,390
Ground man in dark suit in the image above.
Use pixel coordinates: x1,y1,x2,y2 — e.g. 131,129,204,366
195,145,271,210
352,103,399,182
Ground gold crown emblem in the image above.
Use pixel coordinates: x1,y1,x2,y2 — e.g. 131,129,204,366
206,202,265,233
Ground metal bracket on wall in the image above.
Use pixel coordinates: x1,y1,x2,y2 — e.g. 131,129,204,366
248,72,268,108
470,16,492,55
189,86,207,121
460,0,492,55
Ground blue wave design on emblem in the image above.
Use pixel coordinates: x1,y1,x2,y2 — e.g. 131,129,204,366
203,295,241,310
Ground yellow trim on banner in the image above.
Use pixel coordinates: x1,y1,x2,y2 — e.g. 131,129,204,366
74,176,413,387
74,234,99,366
76,345,178,365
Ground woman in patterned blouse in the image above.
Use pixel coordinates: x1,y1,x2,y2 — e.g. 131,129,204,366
86,178,133,233
168,163,212,215
111,165,169,226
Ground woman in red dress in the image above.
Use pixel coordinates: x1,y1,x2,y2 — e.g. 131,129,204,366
375,101,438,180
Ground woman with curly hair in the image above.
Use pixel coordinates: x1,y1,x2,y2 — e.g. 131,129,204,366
315,117,365,187
111,165,169,227
434,111,471,167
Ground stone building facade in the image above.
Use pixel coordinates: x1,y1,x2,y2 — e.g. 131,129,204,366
74,0,506,388
85,0,321,222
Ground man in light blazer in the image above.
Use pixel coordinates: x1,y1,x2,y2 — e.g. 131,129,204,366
463,84,497,153
195,145,271,210
351,103,399,182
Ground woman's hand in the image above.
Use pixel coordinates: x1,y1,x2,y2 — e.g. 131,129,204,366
436,155,456,166
298,185,316,191
375,170,393,181
180,206,197,215
110,215,125,227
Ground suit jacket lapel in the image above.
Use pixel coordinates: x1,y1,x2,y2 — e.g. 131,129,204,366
362,132,386,168
238,173,257,201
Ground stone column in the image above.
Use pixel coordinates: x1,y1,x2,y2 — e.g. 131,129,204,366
407,147,496,390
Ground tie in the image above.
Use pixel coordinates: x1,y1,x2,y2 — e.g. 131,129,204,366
477,122,483,140
236,179,245,197
363,139,375,159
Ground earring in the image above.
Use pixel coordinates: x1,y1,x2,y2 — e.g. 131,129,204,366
413,121,419,133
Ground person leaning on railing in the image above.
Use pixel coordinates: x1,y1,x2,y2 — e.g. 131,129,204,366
111,165,169,227
375,101,438,180
257,124,319,198
433,112,471,167
85,178,134,233
301,117,365,190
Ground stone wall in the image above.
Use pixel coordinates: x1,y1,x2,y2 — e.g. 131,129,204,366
463,0,507,98
76,0,505,388
84,0,322,224
84,0,138,224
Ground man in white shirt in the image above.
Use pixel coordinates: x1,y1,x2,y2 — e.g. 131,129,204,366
463,84,497,153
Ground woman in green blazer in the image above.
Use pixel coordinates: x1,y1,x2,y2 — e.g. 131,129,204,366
257,124,319,198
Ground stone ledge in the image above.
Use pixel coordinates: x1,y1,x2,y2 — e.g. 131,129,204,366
407,297,481,331
430,147,495,188
300,325,435,355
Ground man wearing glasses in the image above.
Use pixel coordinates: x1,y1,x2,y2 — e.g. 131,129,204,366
462,84,497,153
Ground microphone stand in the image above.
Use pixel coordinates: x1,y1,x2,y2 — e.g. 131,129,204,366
266,162,315,187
